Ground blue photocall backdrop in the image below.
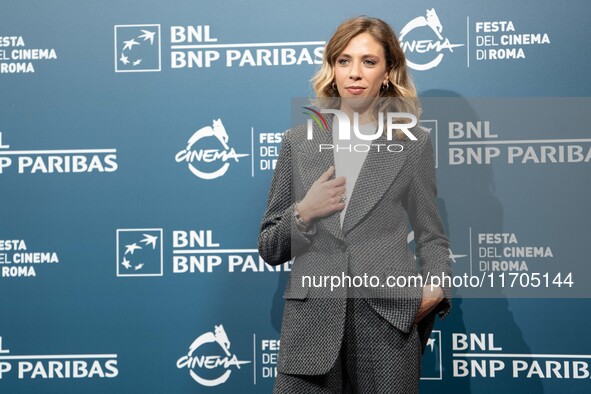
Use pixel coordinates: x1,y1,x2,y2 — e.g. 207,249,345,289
1,0,590,393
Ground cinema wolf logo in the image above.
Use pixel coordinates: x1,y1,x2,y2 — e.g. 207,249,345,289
399,8,464,71
175,118,249,180
114,24,161,72
177,324,251,387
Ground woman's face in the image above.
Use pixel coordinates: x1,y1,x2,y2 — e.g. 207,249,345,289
333,32,389,110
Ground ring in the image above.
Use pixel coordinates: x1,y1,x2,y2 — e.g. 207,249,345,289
340,194,347,203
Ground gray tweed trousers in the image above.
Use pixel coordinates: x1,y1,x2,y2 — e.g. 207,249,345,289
273,297,422,394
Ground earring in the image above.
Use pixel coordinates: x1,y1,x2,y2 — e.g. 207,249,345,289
382,81,390,90
332,82,337,90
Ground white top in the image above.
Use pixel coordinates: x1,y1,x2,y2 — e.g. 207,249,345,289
333,121,379,228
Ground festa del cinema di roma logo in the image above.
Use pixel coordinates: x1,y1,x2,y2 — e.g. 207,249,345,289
177,324,250,387
399,8,464,70
175,119,249,180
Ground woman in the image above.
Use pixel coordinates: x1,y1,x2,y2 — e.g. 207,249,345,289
258,16,451,393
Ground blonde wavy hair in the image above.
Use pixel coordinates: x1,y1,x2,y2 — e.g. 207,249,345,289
311,16,421,139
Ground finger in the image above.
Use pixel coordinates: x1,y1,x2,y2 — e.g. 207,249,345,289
331,200,346,211
333,186,346,195
327,195,345,207
327,176,346,187
329,202,345,214
317,165,335,182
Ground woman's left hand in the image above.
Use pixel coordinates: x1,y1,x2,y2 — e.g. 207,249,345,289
414,285,444,323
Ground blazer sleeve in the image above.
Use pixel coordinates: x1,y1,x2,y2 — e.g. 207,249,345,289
403,132,452,319
258,129,316,266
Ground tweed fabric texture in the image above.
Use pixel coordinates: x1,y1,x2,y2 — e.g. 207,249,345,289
258,117,451,375
273,298,421,394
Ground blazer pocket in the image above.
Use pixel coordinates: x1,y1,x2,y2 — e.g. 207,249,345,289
283,289,309,300
282,275,309,300
282,256,310,300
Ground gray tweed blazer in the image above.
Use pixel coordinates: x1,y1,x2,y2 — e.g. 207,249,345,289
258,117,451,375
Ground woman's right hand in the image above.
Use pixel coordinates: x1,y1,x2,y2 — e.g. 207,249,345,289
297,166,346,223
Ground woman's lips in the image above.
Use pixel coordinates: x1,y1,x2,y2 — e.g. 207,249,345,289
345,87,365,95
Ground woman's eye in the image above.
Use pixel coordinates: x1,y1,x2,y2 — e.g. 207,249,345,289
337,58,349,65
364,60,376,66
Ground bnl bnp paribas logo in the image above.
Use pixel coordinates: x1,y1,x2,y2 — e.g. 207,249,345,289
175,119,249,180
422,330,444,380
114,24,161,72
116,229,163,277
113,23,323,72
177,324,250,387
399,8,464,70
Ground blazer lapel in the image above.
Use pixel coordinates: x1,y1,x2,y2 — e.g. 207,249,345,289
342,135,409,235
295,116,411,240
295,117,345,242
